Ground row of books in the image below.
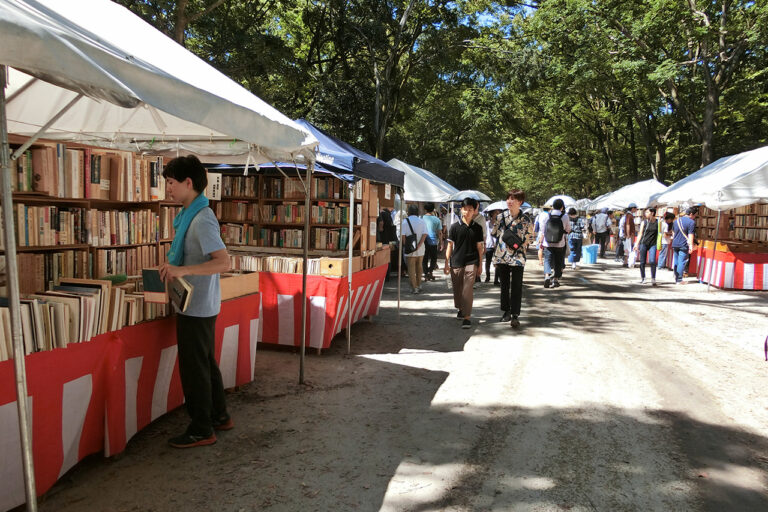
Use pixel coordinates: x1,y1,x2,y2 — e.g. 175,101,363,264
228,253,323,274
313,227,349,251
12,251,91,295
260,177,308,200
0,278,170,361
89,209,159,246
732,204,768,215
221,175,257,198
213,201,258,223
93,246,158,279
14,204,89,247
12,144,165,201
12,204,174,247
159,206,181,241
732,227,768,241
732,214,768,227
219,225,349,250
312,176,350,200
259,203,351,225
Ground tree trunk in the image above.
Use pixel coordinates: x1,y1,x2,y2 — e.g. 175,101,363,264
627,116,638,182
174,0,188,45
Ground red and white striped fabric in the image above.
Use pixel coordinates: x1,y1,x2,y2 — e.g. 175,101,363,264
0,293,260,511
257,264,387,350
691,247,768,290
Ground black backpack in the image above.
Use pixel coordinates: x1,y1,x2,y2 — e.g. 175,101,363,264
544,212,565,244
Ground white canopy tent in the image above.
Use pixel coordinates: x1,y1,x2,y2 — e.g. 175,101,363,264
544,194,577,208
386,158,458,203
589,179,667,211
651,146,768,211
1,0,317,163
1,2,319,509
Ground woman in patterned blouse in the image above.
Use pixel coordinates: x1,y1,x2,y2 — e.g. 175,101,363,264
491,189,534,328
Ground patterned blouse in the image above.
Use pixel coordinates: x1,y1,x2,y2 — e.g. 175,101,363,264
491,209,533,267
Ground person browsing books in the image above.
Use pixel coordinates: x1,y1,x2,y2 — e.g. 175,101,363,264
159,155,232,449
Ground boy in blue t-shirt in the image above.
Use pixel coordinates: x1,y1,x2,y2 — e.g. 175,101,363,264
421,203,443,281
160,155,232,448
671,207,697,284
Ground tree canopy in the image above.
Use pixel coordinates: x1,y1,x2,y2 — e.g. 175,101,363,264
117,0,768,204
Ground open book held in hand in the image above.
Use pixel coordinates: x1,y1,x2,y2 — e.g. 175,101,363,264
142,268,194,312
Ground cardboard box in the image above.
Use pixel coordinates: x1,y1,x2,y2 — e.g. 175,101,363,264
220,272,260,301
378,183,395,209
319,256,362,277
374,245,391,267
369,184,379,216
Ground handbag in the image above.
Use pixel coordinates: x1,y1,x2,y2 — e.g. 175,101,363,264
500,212,524,251
403,217,419,254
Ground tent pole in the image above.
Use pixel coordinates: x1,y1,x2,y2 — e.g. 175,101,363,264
397,188,404,317
705,209,722,293
1,65,38,511
299,162,313,384
9,93,83,161
347,181,354,354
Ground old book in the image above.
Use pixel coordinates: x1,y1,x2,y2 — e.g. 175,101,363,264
141,268,168,304
168,276,193,313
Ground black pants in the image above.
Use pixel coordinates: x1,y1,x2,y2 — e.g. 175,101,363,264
615,237,625,261
497,264,524,317
176,314,227,436
422,242,438,276
595,231,609,257
485,249,497,282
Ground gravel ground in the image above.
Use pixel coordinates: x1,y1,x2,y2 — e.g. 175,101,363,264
33,252,768,512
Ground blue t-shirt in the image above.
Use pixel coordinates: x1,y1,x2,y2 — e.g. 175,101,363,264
672,216,696,249
422,215,442,245
180,207,226,317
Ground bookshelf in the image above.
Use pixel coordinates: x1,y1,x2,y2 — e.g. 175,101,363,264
695,207,733,242
3,135,176,295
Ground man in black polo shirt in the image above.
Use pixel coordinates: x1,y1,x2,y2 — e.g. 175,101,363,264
444,197,485,329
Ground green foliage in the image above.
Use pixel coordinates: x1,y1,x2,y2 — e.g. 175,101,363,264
116,0,768,204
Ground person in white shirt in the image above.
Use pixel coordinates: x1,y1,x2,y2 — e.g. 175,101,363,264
537,198,571,288
401,204,428,293
591,208,612,258
484,210,500,284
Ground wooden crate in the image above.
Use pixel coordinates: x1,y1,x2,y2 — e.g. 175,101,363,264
319,256,362,277
220,271,260,300
373,245,391,267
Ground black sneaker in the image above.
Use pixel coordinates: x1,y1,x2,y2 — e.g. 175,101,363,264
461,319,471,329
544,276,551,288
501,312,512,322
212,414,234,431
168,432,217,448
510,316,521,329
551,279,560,288
456,310,463,319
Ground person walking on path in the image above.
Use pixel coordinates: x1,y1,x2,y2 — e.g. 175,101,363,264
445,198,484,329
567,207,586,270
657,211,675,271
421,203,442,282
591,208,612,258
485,210,500,284
491,189,533,328
401,204,428,294
634,208,659,285
672,207,697,284
538,198,571,289
159,155,232,449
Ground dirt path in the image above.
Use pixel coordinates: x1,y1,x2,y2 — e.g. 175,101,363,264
35,255,768,512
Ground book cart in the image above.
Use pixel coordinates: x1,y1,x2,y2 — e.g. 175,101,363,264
213,168,395,352
689,205,768,290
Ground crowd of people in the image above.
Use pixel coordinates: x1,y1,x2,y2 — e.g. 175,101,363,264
378,191,701,331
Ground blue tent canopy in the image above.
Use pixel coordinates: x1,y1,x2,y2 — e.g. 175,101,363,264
294,119,404,187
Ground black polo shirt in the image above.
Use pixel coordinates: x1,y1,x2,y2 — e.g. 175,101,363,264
448,219,484,267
